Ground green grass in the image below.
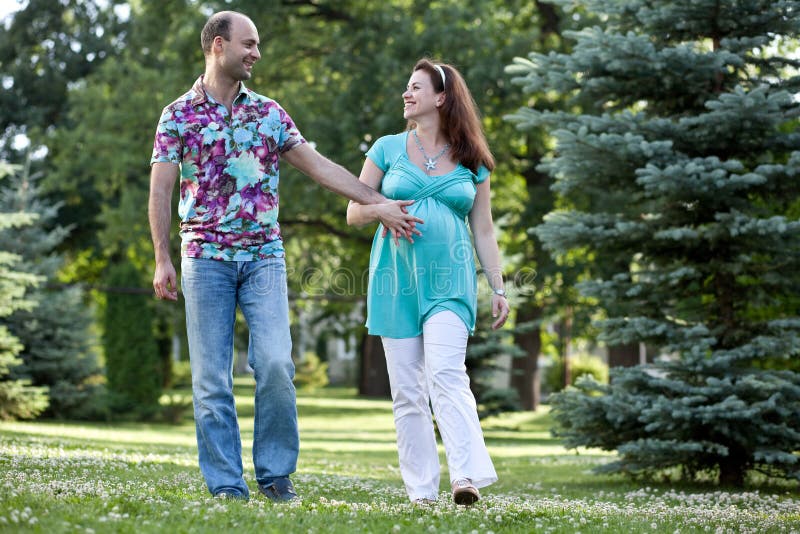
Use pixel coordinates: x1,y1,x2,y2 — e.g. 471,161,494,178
1,377,798,533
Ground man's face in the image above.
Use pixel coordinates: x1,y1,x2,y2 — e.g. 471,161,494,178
218,15,260,81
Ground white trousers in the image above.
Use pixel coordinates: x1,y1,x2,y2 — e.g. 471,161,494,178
381,310,498,501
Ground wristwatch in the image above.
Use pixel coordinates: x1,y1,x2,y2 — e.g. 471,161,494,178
492,287,506,297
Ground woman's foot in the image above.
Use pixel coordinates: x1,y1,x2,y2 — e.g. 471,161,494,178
451,478,479,505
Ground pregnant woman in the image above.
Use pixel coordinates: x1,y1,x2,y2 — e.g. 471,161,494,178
347,58,510,505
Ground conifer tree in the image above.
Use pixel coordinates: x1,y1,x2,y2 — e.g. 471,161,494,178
0,159,105,419
507,0,800,485
103,261,161,419
0,163,48,420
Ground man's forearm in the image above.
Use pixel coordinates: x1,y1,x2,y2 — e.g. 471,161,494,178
283,144,386,204
148,164,178,263
313,158,386,204
149,192,173,262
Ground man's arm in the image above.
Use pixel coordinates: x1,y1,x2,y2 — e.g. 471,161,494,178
149,162,179,301
282,143,421,239
282,143,386,203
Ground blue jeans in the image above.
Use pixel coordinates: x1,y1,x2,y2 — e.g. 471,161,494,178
181,257,298,498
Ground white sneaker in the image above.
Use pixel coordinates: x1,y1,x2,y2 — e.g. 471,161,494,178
451,478,479,506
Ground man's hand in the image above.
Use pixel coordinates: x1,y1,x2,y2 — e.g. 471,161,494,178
153,260,178,301
376,200,424,245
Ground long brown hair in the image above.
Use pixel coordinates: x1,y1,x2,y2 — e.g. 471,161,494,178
406,58,495,174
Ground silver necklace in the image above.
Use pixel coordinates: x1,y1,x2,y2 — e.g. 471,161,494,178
413,130,450,173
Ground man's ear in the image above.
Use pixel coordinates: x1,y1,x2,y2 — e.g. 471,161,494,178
213,35,225,54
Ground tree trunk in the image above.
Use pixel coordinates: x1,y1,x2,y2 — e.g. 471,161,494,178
358,334,390,397
561,307,573,388
718,457,746,487
534,1,561,39
511,304,543,410
607,343,640,369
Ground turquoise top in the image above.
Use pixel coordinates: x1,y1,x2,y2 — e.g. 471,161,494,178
365,131,489,338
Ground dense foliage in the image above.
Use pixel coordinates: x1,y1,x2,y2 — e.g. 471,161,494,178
0,159,104,419
508,0,800,485
0,163,48,420
103,261,161,419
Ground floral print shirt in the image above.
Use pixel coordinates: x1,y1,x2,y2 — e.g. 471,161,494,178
150,76,306,260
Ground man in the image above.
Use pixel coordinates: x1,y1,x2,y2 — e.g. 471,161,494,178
149,10,420,502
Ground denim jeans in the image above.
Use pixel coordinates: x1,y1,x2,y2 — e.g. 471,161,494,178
181,257,298,498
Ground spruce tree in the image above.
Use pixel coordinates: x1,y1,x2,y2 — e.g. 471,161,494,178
0,162,48,420
507,0,800,485
0,160,105,419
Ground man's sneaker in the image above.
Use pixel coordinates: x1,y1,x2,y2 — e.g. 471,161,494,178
451,478,479,506
258,477,298,502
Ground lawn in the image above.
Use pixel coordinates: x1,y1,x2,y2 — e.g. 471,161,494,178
0,378,798,533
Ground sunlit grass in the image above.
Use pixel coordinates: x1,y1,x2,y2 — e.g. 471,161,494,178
1,377,798,533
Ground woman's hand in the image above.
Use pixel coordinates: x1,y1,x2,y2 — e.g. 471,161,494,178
491,293,510,330
376,200,424,245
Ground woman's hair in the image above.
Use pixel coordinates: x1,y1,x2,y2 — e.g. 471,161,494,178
406,58,495,174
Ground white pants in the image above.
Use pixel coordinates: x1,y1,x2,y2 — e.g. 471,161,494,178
381,310,497,501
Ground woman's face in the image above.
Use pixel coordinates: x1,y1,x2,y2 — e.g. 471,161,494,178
402,69,441,121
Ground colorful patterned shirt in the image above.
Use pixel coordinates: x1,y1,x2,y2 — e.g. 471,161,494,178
150,76,306,260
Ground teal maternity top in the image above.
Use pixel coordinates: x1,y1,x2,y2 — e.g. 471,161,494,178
365,131,489,338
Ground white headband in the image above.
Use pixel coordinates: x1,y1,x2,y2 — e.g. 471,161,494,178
433,64,446,89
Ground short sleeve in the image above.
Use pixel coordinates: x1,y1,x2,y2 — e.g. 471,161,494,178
365,136,389,172
150,106,182,165
475,165,490,184
275,104,306,153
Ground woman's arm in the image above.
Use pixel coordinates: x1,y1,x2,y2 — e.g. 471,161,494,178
469,177,510,330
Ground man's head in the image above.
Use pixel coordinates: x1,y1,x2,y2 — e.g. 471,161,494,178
201,11,260,81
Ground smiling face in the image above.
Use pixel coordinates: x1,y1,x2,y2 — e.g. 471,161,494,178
403,69,442,121
217,14,261,82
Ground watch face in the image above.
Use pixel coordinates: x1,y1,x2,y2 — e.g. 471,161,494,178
494,289,506,296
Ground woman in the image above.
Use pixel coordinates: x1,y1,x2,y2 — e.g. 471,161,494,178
347,59,510,505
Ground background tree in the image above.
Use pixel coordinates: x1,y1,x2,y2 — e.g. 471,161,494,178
509,0,800,485
0,0,129,160
467,295,527,418
103,261,161,419
0,162,48,420
0,156,105,420
501,0,592,410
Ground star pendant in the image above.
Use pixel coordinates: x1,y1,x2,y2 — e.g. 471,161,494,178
424,158,437,171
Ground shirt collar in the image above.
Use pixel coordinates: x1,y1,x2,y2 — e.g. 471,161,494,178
190,75,250,107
